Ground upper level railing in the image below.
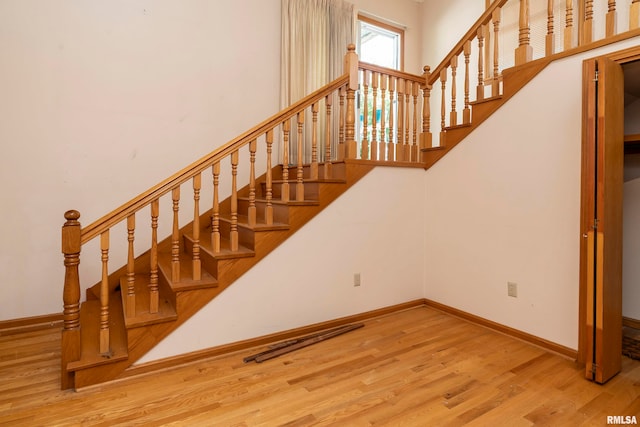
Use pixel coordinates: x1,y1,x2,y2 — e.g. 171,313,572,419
426,0,640,147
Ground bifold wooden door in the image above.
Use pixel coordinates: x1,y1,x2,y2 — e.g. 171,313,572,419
581,56,624,384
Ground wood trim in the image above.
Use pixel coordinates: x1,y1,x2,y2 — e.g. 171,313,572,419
358,61,422,83
121,299,425,379
358,14,405,71
623,316,640,330
344,158,426,169
0,313,63,336
423,299,578,360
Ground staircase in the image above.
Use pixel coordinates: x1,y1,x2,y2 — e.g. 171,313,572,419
60,0,640,390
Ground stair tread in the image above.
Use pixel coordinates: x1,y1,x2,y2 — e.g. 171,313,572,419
238,196,320,206
157,251,219,292
67,294,128,372
217,214,290,231
270,178,346,184
185,233,256,260
120,274,178,327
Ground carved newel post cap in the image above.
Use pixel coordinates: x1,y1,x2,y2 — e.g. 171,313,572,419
424,65,431,72
347,43,356,52
64,210,80,221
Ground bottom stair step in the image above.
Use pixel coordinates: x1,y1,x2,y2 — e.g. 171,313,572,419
66,292,128,372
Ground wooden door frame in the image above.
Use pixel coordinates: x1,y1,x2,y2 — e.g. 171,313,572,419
578,45,640,368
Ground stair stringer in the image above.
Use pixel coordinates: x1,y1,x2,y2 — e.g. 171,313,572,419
72,162,376,388
423,59,551,169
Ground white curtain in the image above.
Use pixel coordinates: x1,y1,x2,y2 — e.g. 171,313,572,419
281,0,355,164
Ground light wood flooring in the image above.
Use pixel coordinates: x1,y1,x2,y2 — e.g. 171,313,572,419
2,306,640,426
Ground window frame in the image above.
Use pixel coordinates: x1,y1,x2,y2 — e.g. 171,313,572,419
356,14,405,72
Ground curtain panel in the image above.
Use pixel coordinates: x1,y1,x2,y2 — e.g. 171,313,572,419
281,0,355,163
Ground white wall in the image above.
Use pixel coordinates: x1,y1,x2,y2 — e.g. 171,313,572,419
424,36,640,350
139,166,425,363
420,0,485,71
0,0,281,320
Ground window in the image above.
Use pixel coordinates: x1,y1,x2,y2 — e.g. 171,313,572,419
357,15,404,71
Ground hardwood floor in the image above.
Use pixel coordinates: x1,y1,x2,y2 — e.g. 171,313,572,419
2,306,640,426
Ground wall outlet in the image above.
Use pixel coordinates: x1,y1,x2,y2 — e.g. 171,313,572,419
507,282,518,298
354,273,361,287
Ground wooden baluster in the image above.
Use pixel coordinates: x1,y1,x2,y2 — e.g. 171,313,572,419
463,41,471,125
420,66,432,151
404,79,411,161
192,174,201,281
387,77,396,161
362,70,370,160
296,111,305,202
412,81,419,161
99,230,110,355
564,0,574,50
61,210,81,389
282,120,290,202
311,103,319,180
583,0,593,44
631,0,640,30
484,22,492,82
516,0,533,65
171,189,180,283
396,78,405,162
265,131,274,225
450,57,458,127
371,72,378,162
477,27,485,101
606,0,617,37
230,150,239,251
344,44,358,160
492,8,501,97
323,96,332,178
440,68,447,141
339,86,345,160
248,139,257,226
126,214,136,318
379,74,387,160
211,162,221,252
149,199,159,313
546,0,556,56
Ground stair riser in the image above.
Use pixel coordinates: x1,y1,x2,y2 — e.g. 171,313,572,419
182,234,219,277
219,220,255,249
263,181,320,200
273,162,346,181
238,199,290,224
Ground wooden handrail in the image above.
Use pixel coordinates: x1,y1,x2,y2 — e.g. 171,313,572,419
80,74,350,244
428,0,510,86
358,61,425,83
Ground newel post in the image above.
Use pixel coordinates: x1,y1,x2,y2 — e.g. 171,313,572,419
344,43,358,159
61,210,81,389
419,65,432,151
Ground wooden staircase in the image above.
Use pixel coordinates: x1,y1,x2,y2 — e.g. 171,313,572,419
60,0,640,390
63,161,381,389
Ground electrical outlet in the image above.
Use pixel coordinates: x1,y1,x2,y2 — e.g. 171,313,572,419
507,282,518,298
354,273,361,287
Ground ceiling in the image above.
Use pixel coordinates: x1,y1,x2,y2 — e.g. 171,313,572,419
624,60,640,106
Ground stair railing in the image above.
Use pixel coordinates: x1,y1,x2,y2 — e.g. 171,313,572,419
61,53,358,389
355,61,431,163
426,0,640,148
